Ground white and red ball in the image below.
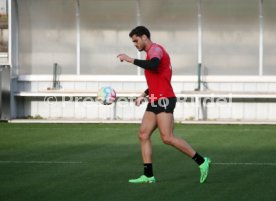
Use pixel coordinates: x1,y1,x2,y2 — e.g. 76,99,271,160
97,86,116,105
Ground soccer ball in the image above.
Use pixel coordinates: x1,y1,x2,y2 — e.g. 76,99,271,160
97,86,116,105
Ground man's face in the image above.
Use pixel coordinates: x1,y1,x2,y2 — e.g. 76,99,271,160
131,34,146,51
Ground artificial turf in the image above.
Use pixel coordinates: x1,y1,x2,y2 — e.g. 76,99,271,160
0,123,275,201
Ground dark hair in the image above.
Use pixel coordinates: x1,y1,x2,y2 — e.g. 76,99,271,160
129,26,151,39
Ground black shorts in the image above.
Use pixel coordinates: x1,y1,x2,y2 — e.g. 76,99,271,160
146,97,177,114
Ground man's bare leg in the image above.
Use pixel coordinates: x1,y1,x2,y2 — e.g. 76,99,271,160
156,112,211,183
157,112,196,157
128,111,157,183
139,111,157,163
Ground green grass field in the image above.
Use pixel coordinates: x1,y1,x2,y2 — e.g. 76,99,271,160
0,123,275,201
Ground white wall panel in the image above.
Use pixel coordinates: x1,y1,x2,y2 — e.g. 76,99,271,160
231,103,244,120
202,0,259,75
244,103,257,120
263,0,276,75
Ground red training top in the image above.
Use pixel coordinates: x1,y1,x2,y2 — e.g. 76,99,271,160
145,43,176,102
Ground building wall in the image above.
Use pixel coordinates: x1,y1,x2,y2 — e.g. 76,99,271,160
0,0,7,15
14,0,276,76
11,0,276,121
14,76,276,121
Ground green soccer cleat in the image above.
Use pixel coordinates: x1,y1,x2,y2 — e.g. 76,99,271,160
199,157,211,184
128,175,156,184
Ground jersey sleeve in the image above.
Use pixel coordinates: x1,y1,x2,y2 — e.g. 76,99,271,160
147,46,163,60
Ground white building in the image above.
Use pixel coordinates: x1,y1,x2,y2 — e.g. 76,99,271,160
1,0,276,123
0,0,7,15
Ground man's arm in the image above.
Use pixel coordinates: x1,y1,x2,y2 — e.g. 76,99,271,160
117,54,160,71
144,88,149,96
135,88,149,106
133,58,160,71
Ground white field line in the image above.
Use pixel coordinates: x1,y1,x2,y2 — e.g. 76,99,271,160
0,161,275,166
213,162,276,166
0,160,83,164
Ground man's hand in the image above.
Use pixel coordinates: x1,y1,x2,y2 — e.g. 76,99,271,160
117,54,134,63
135,96,146,106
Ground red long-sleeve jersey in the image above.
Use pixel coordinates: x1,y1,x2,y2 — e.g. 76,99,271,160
145,43,176,102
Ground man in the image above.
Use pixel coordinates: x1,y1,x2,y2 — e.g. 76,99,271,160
117,26,211,184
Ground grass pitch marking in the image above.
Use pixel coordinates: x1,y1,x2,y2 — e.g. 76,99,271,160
0,160,83,164
213,162,276,166
0,161,275,166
